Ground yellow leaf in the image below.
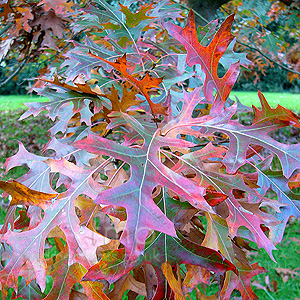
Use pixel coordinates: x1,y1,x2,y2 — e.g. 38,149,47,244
0,180,57,209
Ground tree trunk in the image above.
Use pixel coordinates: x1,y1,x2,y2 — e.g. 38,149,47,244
187,0,230,26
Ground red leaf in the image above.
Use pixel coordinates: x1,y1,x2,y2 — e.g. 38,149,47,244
253,91,300,127
0,194,109,298
204,186,228,206
74,113,214,260
165,11,240,112
14,210,30,230
220,262,266,300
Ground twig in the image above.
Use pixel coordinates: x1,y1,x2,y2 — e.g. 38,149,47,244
0,24,12,38
16,31,83,86
237,40,300,75
179,2,300,76
178,3,209,24
0,56,29,88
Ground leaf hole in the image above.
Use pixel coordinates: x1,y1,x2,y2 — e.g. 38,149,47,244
44,236,66,259
269,126,300,145
217,63,226,78
93,211,118,239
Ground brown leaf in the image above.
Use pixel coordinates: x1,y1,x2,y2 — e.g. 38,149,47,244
183,264,211,294
69,290,88,300
174,207,198,232
0,1,12,21
0,180,57,209
88,53,166,115
105,84,143,113
143,264,157,300
43,73,104,96
246,145,263,159
107,273,147,300
275,267,299,282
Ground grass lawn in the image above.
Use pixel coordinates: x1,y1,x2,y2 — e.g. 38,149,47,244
0,95,47,111
0,93,300,299
0,92,299,111
230,91,300,112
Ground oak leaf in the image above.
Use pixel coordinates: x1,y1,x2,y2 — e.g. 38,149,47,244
253,91,300,127
88,53,166,115
0,180,57,209
161,261,185,300
83,195,236,299
74,113,214,260
220,263,266,300
165,11,240,112
119,4,154,28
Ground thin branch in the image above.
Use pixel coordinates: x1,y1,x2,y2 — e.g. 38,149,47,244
237,40,300,75
0,56,29,88
178,3,209,24
179,2,300,76
34,31,82,68
0,24,12,37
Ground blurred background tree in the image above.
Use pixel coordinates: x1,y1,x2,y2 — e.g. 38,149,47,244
0,0,81,94
0,0,299,94
186,0,300,92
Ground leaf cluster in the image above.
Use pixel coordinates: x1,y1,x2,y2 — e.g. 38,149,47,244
1,1,300,299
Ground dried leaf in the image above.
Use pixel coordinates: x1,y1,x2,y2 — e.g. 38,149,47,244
0,180,57,209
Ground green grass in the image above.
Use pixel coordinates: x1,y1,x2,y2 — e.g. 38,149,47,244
251,218,300,299
230,91,300,112
0,92,299,112
0,95,48,111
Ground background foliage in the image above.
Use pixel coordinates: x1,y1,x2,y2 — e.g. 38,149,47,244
1,0,300,94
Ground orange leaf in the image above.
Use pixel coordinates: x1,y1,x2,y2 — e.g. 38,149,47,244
0,180,57,209
183,264,211,294
15,7,34,33
88,52,166,115
161,261,185,300
289,172,300,189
